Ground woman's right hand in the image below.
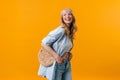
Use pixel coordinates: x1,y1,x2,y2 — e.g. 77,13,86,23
55,55,63,64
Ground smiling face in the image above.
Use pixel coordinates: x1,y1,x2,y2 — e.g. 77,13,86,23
61,10,73,26
60,8,77,38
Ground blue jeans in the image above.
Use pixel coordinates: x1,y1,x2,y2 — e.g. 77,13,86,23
54,59,72,80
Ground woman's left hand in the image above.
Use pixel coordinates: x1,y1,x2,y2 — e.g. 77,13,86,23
68,52,72,61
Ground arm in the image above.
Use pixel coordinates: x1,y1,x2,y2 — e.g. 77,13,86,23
41,27,65,64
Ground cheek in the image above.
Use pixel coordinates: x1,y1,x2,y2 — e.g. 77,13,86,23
70,18,73,22
70,16,73,19
62,16,65,20
62,17,66,22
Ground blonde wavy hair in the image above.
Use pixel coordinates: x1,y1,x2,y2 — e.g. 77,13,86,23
60,8,77,40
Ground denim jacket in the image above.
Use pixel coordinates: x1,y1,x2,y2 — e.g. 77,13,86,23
38,26,73,80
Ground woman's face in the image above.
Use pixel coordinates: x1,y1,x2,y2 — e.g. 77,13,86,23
62,12,73,25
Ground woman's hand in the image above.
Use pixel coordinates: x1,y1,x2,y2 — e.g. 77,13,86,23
55,55,63,64
68,52,72,61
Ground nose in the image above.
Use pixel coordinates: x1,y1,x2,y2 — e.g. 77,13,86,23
66,14,69,18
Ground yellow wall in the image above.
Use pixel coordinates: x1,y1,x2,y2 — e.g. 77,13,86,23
0,0,120,80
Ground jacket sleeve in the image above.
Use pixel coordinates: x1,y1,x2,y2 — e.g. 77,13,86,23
41,27,65,46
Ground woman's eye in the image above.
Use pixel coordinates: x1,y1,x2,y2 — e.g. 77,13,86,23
68,13,72,15
63,14,66,16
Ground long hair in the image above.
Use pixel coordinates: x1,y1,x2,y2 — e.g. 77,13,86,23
60,9,77,40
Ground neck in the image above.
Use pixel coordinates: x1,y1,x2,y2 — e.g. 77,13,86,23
66,23,70,27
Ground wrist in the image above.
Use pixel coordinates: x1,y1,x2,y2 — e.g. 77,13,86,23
54,54,59,60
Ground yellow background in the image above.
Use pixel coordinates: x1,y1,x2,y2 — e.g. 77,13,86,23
0,0,120,80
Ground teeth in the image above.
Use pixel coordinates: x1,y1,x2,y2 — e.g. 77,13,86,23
66,19,70,21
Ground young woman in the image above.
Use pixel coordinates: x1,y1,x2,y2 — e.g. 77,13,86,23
38,8,77,80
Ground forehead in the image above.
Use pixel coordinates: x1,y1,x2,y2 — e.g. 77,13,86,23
61,9,72,15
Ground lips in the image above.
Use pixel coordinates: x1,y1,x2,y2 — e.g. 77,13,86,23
65,18,71,21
